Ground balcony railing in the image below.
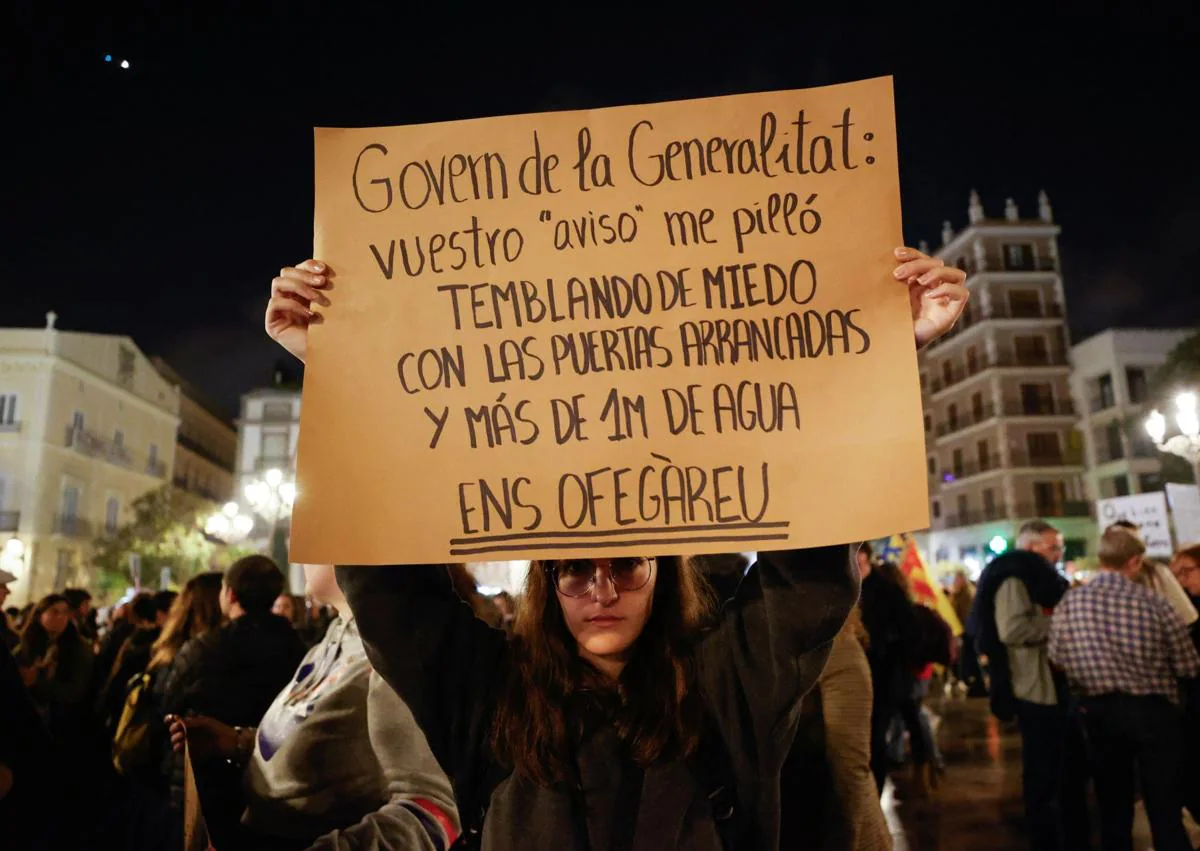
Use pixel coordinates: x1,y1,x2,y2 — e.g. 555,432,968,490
958,257,1059,276
53,514,93,538
943,503,1010,528
928,300,1064,347
0,511,18,532
1014,501,1092,520
1009,449,1085,468
939,454,1004,484
936,404,998,437
1001,399,1076,417
146,459,167,478
930,350,1070,393
107,444,133,468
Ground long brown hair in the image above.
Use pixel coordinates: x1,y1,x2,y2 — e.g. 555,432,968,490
150,572,223,670
489,556,715,787
19,594,86,675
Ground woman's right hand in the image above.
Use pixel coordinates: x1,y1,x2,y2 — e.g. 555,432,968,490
165,714,238,762
266,259,332,363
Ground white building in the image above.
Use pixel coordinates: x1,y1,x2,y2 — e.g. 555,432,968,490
1070,328,1194,501
918,192,1093,570
0,314,180,603
235,379,302,588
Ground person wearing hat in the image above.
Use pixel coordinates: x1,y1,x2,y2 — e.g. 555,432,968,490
0,568,18,651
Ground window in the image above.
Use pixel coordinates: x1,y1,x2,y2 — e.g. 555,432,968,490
113,429,124,448
1007,289,1042,318
1126,367,1148,404
920,372,928,390
971,392,984,422
105,497,120,533
983,488,997,517
1138,473,1162,493
924,413,932,433
71,410,85,431
966,346,979,374
957,494,969,521
1113,474,1130,497
947,403,959,430
149,443,159,464
1096,374,1115,410
1013,335,1049,366
1104,421,1124,461
1020,383,1054,415
1026,432,1061,464
61,485,80,519
977,440,990,470
261,431,289,461
1002,243,1034,271
1034,481,1067,515
118,345,135,386
54,550,73,591
932,501,942,519
263,401,293,421
928,456,937,475
952,448,964,478
0,393,16,426
942,361,954,386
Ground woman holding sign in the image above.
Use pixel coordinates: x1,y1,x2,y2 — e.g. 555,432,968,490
265,247,965,850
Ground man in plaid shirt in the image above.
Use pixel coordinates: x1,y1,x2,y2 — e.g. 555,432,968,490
1050,527,1200,851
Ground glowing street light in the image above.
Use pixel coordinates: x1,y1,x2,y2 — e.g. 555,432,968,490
1145,390,1200,482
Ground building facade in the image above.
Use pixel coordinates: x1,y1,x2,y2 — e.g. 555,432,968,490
918,192,1092,571
1070,328,1194,500
0,315,180,603
152,357,237,504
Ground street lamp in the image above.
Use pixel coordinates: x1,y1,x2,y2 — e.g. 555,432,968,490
205,501,255,542
244,468,296,568
1145,391,1200,482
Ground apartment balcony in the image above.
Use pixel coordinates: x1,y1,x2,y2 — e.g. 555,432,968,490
935,399,1076,441
943,502,1010,528
1001,399,1076,418
1013,501,1092,520
938,454,1004,485
936,404,998,438
147,459,168,478
53,514,94,538
1009,449,1085,468
958,257,1060,277
930,350,1070,394
929,300,1065,348
940,499,1091,529
64,424,107,457
0,511,18,532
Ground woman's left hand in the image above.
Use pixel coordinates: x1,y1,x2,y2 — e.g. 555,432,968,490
893,246,969,347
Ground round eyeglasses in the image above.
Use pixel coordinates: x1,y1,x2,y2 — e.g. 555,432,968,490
549,557,655,598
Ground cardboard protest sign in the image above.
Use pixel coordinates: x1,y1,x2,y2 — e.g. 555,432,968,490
291,75,927,564
183,740,213,851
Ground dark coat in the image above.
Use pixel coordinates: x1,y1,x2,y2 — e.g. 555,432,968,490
966,549,1067,720
97,625,161,734
858,570,919,699
338,546,857,851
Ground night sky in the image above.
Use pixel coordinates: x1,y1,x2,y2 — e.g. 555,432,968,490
6,5,1199,419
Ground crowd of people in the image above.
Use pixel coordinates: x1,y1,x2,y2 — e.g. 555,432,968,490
3,245,1199,851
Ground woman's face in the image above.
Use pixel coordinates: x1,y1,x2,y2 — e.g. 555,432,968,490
272,594,296,621
303,564,342,608
555,558,657,672
1171,555,1200,597
39,602,70,638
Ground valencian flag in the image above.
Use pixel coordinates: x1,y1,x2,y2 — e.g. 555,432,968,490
881,534,963,636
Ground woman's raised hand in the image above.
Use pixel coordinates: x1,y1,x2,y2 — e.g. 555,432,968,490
892,246,969,347
266,260,331,363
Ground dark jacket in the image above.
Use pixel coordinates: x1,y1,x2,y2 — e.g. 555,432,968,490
159,612,304,726
97,625,161,735
338,546,857,851
966,549,1067,720
858,569,918,699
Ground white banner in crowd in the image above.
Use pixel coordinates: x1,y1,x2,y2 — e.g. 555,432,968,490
1166,483,1200,548
1096,492,1173,558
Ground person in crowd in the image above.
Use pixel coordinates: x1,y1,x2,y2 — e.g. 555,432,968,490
1050,526,1199,851
1107,520,1199,627
273,592,308,631
63,587,96,643
98,590,176,737
1170,544,1200,646
1168,542,1200,825
160,556,305,847
14,594,96,744
94,593,142,699
0,644,60,850
0,568,19,651
169,564,459,851
968,519,1088,851
267,244,964,850
782,608,892,850
858,542,921,792
950,570,984,696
